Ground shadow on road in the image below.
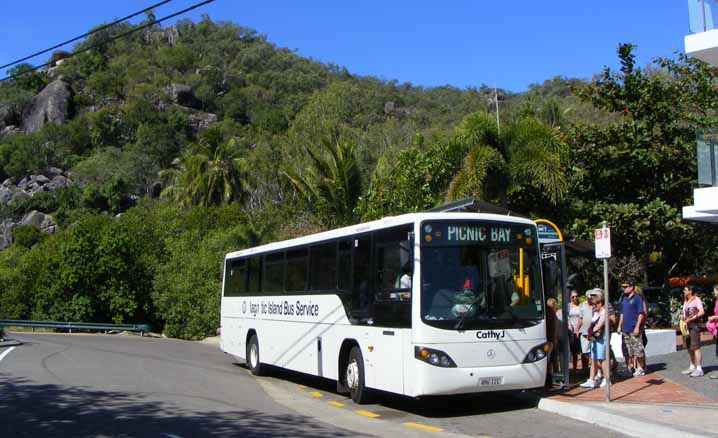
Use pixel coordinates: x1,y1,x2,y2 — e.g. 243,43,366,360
0,373,367,438
245,364,542,419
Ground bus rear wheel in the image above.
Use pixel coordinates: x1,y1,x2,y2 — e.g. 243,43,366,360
247,334,264,376
346,346,371,404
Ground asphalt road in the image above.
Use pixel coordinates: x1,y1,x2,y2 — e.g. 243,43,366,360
0,333,628,438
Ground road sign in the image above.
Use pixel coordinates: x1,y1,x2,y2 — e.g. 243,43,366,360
535,219,563,244
594,227,611,259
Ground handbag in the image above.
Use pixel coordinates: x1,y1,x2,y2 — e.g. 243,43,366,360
679,319,688,337
588,321,602,340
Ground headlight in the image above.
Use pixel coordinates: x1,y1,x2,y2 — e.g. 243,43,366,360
523,342,552,364
415,346,457,368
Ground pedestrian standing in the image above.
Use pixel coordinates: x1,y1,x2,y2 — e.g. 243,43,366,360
546,298,561,383
578,290,594,373
681,285,706,377
633,285,649,369
617,280,647,377
564,290,582,372
579,294,608,389
707,284,718,379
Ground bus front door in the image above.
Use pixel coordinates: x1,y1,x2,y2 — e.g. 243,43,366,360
540,242,569,389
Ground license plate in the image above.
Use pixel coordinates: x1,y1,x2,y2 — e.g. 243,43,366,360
479,377,503,386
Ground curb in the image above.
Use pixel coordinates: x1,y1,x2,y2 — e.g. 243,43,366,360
537,398,708,438
0,340,22,347
257,377,474,438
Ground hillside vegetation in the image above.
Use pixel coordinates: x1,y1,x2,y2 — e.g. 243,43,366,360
0,17,716,338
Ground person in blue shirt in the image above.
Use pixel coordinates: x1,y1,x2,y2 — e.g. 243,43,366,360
617,280,647,377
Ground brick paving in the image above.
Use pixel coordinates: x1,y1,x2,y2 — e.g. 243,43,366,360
550,372,715,403
550,336,718,404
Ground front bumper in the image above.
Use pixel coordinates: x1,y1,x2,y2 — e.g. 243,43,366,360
408,357,547,397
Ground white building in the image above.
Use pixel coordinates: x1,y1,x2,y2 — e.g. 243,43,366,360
683,0,718,222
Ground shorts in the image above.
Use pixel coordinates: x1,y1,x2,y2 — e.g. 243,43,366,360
580,335,591,354
687,326,701,352
590,338,606,360
624,333,645,358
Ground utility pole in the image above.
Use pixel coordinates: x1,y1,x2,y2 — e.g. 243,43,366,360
494,85,500,135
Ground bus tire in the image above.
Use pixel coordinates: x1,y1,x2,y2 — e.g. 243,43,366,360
346,346,371,404
247,334,264,376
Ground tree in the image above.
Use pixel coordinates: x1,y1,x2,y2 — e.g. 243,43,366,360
283,137,362,227
447,111,569,207
357,134,467,220
6,63,49,93
567,44,718,281
160,137,248,207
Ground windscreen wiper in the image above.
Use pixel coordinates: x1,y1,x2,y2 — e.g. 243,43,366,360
453,294,485,330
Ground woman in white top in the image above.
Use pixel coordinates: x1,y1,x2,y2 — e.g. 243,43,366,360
565,291,582,371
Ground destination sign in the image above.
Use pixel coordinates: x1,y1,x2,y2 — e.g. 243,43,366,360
421,222,535,247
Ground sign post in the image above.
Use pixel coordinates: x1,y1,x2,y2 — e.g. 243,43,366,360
594,222,611,402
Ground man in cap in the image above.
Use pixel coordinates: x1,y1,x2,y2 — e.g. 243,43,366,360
618,280,646,376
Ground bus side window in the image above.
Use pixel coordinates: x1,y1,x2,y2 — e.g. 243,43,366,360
374,226,413,302
264,252,285,294
248,256,261,294
372,225,412,328
310,242,337,292
225,259,247,297
353,236,372,314
337,240,352,292
286,248,308,292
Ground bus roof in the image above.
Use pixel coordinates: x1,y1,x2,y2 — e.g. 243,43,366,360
225,212,536,260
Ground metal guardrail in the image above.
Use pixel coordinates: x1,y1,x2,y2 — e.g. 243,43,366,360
0,320,152,336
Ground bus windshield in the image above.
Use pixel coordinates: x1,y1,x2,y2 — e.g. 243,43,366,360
420,221,544,330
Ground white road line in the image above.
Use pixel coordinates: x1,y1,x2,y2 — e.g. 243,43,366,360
0,346,16,364
160,433,184,438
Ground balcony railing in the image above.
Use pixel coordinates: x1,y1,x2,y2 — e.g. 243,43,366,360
697,129,718,186
688,0,718,33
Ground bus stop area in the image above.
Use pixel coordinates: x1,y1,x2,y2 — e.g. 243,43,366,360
537,340,718,438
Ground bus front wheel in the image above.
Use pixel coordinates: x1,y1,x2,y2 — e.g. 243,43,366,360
346,346,371,404
247,334,264,376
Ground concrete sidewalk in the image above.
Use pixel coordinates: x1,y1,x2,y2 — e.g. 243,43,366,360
539,343,718,438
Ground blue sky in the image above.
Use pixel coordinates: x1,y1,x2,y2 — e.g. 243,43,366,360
0,0,690,91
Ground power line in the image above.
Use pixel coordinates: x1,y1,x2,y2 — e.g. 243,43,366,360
0,0,174,71
0,0,216,83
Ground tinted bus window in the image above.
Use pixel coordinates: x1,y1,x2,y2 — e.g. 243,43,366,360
338,240,352,292
225,258,247,296
286,248,308,292
375,226,413,301
310,242,337,291
264,252,285,293
248,256,262,293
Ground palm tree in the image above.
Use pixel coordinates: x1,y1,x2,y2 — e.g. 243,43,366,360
160,137,247,207
447,112,569,206
282,138,362,227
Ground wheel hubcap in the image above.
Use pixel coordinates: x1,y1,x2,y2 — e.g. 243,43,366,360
346,359,359,390
250,344,258,368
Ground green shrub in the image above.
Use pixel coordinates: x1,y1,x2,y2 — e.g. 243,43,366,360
12,225,43,248
152,224,249,339
0,246,32,319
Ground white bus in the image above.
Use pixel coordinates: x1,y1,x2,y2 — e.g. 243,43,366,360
220,213,550,403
